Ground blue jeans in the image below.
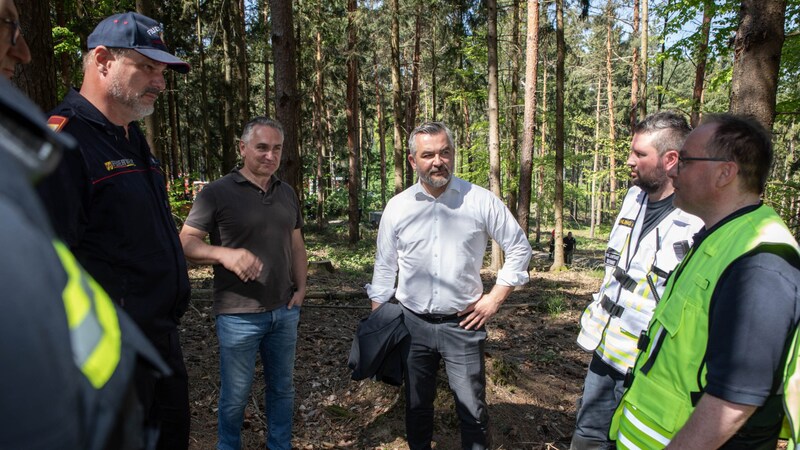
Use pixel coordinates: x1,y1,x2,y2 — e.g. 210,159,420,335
570,354,626,450
215,307,300,450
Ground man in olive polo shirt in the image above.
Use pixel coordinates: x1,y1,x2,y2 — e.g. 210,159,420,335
179,117,308,450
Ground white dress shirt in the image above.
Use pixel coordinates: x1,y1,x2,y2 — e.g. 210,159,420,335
366,176,532,314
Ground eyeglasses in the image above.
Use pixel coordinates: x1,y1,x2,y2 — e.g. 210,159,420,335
677,155,730,174
1,18,21,46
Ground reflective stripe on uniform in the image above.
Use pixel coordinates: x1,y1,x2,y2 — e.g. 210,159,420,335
53,240,121,388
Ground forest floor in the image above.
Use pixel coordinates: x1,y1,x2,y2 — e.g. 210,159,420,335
182,225,605,449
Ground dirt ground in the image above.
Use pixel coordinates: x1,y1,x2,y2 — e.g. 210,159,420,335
182,250,600,449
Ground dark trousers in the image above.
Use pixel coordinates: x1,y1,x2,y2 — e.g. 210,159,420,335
570,354,625,450
135,328,191,450
402,308,489,450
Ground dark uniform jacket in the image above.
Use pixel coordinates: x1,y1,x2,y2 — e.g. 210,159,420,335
348,302,410,386
0,80,169,450
38,89,190,337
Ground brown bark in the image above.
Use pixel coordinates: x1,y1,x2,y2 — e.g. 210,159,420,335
263,0,272,117
221,0,238,173
517,0,539,237
691,0,714,127
314,7,326,226
196,0,213,179
390,0,405,193
488,0,503,270
640,0,648,119
346,0,361,243
729,0,786,130
590,78,602,239
375,53,387,208
15,0,57,111
270,0,302,192
630,0,640,133
605,1,618,212
168,72,180,180
551,0,565,271
507,0,521,220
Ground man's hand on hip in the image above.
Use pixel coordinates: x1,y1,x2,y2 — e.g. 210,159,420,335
458,285,514,330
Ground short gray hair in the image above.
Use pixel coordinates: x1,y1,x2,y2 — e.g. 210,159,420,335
633,111,691,156
241,117,284,143
407,122,455,156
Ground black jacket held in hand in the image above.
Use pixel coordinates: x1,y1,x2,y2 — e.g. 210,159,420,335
348,302,410,386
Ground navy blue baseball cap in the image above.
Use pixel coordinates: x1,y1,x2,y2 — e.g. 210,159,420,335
87,12,190,74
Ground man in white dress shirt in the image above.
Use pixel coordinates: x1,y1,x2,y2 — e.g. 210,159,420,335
366,122,532,449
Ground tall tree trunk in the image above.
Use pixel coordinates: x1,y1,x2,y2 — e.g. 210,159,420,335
729,0,786,130
630,0,640,132
196,0,213,179
168,72,180,180
605,1,618,212
391,0,405,193
16,0,57,110
431,25,438,121
375,53,387,208
517,0,539,238
590,78,602,238
314,10,326,226
551,0,565,271
488,0,503,270
657,0,670,110
640,0,648,119
234,0,249,121
346,0,361,243
536,58,548,244
405,10,421,143
221,0,238,173
263,0,272,117
691,0,714,127
135,0,164,163
507,0,521,220
270,0,302,192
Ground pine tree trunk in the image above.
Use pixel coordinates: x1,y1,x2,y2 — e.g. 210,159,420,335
391,0,405,193
517,0,539,238
346,0,361,243
605,1,618,212
15,0,57,110
551,0,565,271
270,0,302,192
691,0,714,127
729,0,786,130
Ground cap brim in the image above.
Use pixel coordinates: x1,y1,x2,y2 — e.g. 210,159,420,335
134,48,191,74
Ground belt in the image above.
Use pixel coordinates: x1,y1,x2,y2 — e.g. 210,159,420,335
410,310,461,324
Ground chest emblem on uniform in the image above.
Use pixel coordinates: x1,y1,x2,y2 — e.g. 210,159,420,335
619,218,635,228
104,159,136,171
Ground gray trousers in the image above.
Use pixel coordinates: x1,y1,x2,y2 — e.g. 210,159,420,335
402,307,489,450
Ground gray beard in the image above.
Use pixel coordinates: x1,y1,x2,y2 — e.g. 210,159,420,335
419,170,451,188
109,78,155,120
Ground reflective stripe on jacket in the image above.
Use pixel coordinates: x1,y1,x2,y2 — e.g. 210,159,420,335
53,240,121,388
577,187,702,373
609,205,799,448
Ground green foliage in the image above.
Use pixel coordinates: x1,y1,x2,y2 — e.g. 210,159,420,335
52,27,80,57
544,294,567,317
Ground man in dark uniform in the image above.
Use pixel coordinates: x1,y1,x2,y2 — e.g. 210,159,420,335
37,12,192,449
0,73,172,450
